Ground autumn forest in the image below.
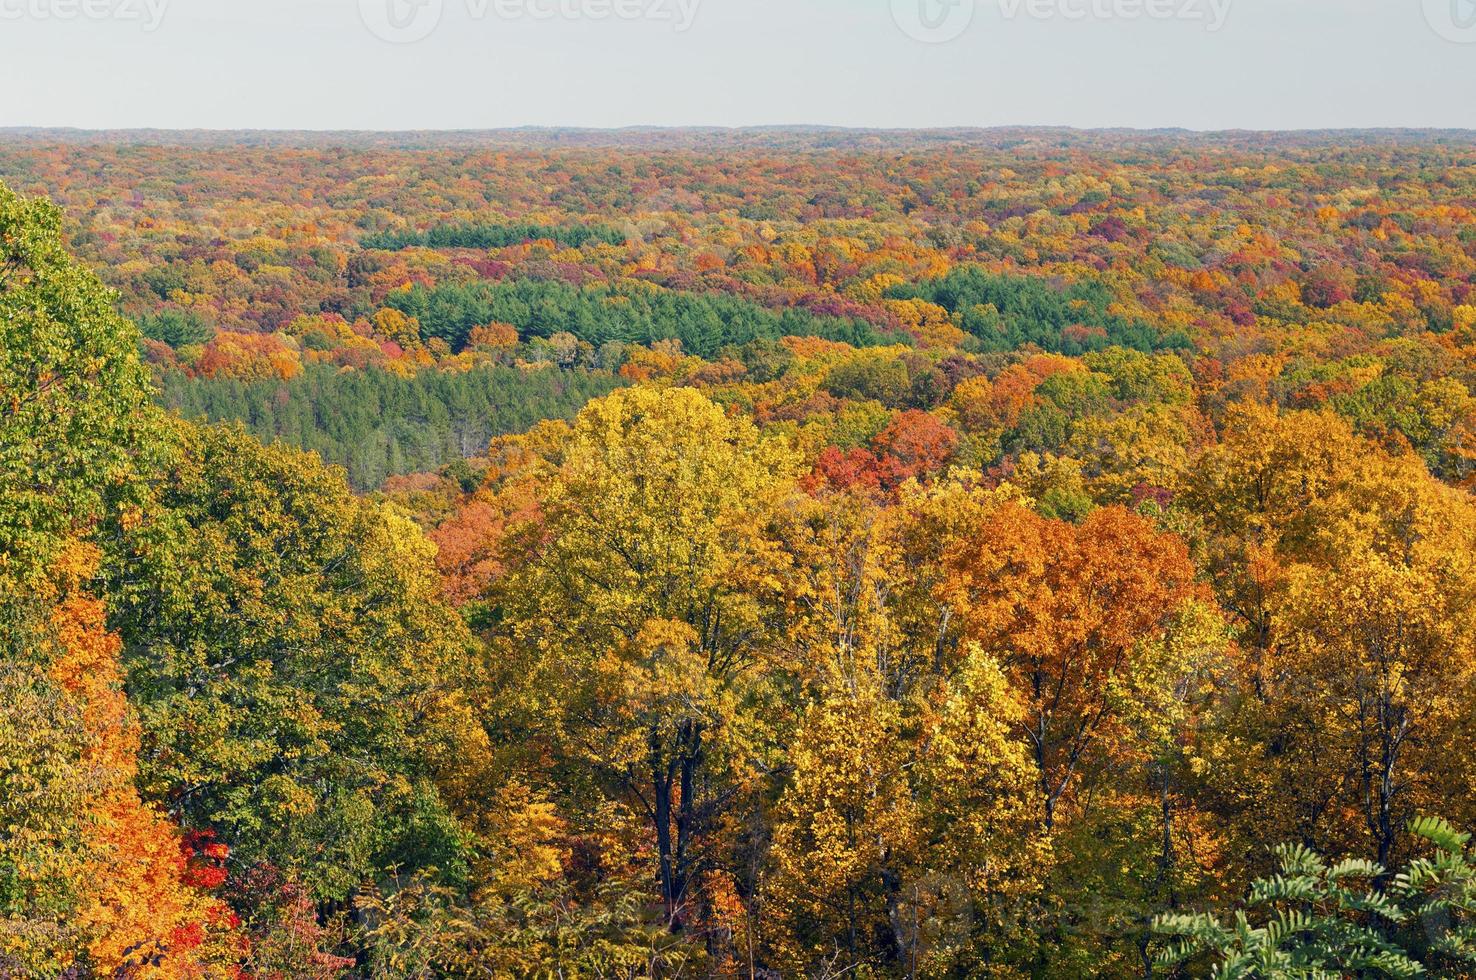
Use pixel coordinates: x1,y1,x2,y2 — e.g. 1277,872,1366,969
6,128,1476,977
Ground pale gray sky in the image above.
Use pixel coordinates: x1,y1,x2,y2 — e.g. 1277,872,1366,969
1,0,1472,130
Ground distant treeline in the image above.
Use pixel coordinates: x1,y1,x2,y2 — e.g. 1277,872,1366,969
362,221,628,251
385,278,904,358
157,363,623,489
888,267,1192,355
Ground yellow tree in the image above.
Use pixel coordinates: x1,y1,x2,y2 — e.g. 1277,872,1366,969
909,647,1049,976
763,479,1045,976
1279,544,1476,866
496,386,800,927
764,675,920,976
762,584,1045,975
868,474,1026,692
762,650,1044,978
1182,405,1476,865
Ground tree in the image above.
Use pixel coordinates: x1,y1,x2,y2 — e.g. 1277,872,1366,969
1,546,236,977
1278,545,1476,869
764,676,921,975
761,481,1046,976
909,647,1051,975
1181,406,1476,865
493,386,800,927
140,308,216,349
1154,817,1476,978
941,503,1202,830
872,410,959,491
0,180,233,977
0,179,153,586
104,420,491,906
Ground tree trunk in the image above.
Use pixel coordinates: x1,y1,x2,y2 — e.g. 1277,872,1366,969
651,727,679,926
673,720,704,924
652,720,705,930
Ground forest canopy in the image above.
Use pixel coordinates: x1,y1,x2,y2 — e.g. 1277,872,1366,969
3,129,1476,977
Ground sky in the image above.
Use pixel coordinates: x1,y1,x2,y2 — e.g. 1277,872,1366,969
1,0,1473,131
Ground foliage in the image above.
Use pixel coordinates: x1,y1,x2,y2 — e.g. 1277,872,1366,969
384,277,901,356
1154,816,1476,978
104,420,489,903
0,180,153,586
362,221,627,251
6,128,1476,976
0,181,233,977
159,362,624,489
887,266,1185,355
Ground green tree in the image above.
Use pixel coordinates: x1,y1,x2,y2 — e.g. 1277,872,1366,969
1154,817,1476,978
0,180,153,585
105,420,491,904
